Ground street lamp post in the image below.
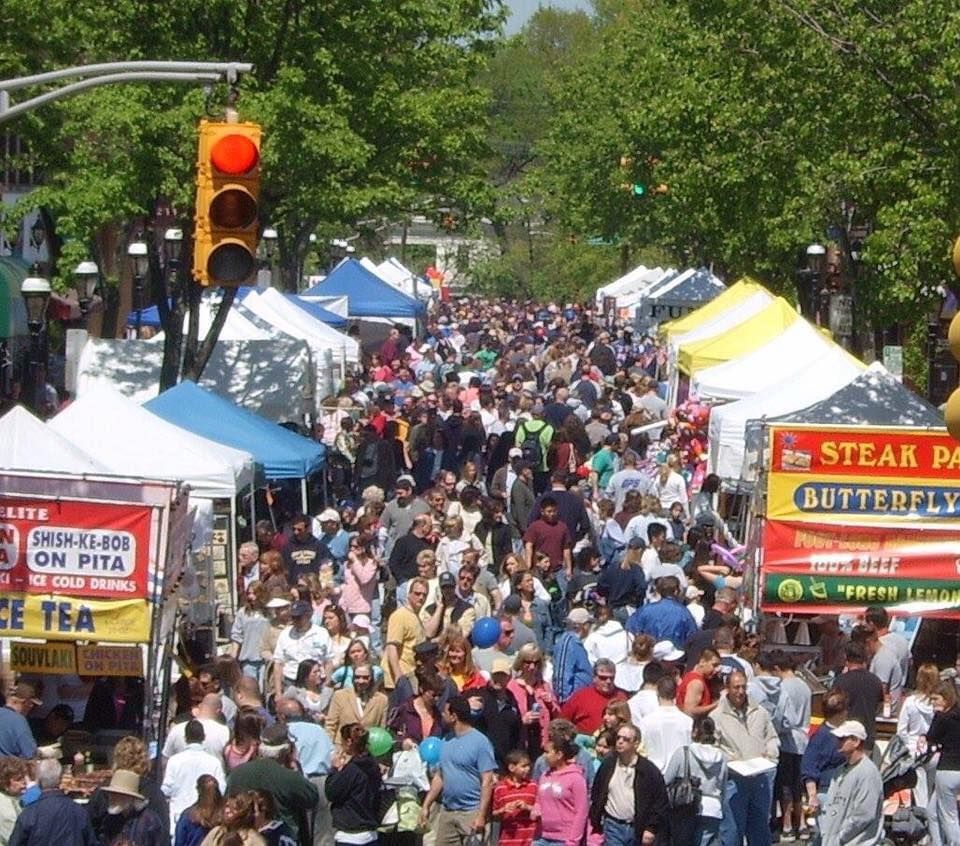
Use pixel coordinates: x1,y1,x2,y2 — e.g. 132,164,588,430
72,260,99,320
20,274,51,414
262,227,278,289
795,243,826,322
163,228,183,297
127,238,149,338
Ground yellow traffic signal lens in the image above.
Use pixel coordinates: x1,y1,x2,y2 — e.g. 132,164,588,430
211,134,259,175
210,187,257,229
208,242,255,284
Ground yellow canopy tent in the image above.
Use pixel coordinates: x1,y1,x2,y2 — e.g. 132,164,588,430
662,276,769,339
677,296,799,374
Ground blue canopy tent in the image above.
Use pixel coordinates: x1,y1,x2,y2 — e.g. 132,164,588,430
303,259,426,318
145,381,326,514
284,294,349,328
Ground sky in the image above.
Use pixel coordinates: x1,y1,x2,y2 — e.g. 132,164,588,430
504,0,592,34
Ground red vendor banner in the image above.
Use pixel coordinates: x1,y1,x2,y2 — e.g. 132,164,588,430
761,519,960,616
0,496,153,599
770,426,960,480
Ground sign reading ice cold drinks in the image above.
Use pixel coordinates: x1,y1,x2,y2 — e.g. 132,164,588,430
0,497,152,598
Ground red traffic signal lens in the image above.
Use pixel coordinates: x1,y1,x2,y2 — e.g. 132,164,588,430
208,242,255,284
210,187,257,229
211,134,259,175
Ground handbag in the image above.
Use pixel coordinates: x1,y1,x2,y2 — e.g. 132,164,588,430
666,747,702,812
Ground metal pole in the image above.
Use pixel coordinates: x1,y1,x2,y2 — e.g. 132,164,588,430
0,72,226,123
0,61,252,91
134,273,144,338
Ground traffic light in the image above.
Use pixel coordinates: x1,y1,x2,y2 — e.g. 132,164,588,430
946,309,960,439
193,119,262,286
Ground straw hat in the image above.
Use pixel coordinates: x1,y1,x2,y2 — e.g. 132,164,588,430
103,769,145,800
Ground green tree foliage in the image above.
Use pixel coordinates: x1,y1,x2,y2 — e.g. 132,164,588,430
536,0,960,337
0,0,503,386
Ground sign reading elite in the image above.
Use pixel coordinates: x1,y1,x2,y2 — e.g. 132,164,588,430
0,497,152,598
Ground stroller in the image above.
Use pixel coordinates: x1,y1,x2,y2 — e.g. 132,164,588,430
879,733,931,845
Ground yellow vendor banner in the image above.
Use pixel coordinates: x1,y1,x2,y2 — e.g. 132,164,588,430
10,641,77,674
0,594,150,643
766,425,960,525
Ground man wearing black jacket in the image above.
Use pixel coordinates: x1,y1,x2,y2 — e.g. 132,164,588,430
387,514,434,583
590,723,669,846
469,658,522,766
473,499,512,571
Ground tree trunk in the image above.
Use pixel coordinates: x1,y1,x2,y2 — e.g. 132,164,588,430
182,287,238,382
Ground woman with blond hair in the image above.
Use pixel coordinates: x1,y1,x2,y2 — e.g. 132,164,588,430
507,643,560,759
441,635,486,692
898,662,941,804
435,515,482,578
200,791,265,846
229,581,270,682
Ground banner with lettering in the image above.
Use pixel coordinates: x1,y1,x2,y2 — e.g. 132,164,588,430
761,520,960,614
0,497,153,598
0,595,150,643
765,426,960,525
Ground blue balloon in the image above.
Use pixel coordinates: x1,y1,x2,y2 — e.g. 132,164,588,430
471,616,501,649
420,736,443,765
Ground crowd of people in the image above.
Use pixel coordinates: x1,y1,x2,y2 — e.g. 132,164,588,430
0,296,956,846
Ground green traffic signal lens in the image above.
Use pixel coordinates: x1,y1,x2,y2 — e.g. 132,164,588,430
632,184,646,197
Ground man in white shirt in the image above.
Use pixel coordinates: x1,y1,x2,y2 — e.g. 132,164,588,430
638,676,693,771
273,600,333,699
628,663,666,728
604,450,652,511
162,694,231,762
161,719,226,832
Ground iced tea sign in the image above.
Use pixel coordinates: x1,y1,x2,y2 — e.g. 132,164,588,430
0,498,152,599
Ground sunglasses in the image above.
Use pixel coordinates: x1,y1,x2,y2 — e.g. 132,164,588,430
410,590,428,597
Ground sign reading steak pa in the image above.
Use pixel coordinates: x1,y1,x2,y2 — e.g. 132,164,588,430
767,427,960,524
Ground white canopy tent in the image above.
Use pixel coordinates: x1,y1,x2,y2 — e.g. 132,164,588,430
668,288,776,352
707,354,866,479
50,385,255,553
358,256,433,301
50,385,254,499
75,336,314,422
691,319,855,401
190,297,273,340
0,405,111,474
595,265,672,305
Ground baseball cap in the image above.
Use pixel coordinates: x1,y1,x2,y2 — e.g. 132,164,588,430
627,536,646,550
439,572,456,587
566,607,594,625
290,600,313,618
508,447,523,458
694,511,718,527
317,508,340,523
831,720,867,741
11,682,41,705
395,476,414,490
604,433,620,446
350,614,372,632
491,658,513,676
502,595,522,614
652,640,685,662
266,596,291,609
414,641,440,657
685,584,705,600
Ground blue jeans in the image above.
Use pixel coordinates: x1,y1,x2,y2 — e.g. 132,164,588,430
533,839,564,846
720,771,775,846
603,815,636,846
696,816,721,846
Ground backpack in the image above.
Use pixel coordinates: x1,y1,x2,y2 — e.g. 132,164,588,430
519,421,546,466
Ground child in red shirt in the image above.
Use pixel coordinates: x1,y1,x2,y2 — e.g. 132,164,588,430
493,750,538,846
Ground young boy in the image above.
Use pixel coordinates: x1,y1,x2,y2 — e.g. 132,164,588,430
493,750,538,846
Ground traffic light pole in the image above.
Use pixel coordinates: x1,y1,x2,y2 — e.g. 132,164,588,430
0,61,252,123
